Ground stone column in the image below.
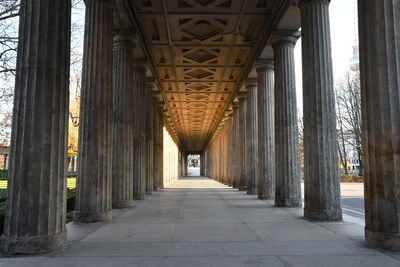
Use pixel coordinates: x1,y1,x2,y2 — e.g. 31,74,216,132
256,60,275,200
111,32,136,209
272,32,301,207
145,79,155,194
238,94,247,191
133,61,147,200
200,152,205,176
232,104,240,188
1,0,70,254
299,0,342,221
74,0,113,222
246,79,258,194
358,0,400,250
152,97,163,191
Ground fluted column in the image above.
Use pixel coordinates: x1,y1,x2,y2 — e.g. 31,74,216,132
272,32,301,207
238,94,247,191
256,60,275,200
145,79,155,194
74,0,113,223
299,0,342,221
133,62,147,200
153,97,163,191
358,0,400,250
1,0,70,255
246,79,258,194
232,104,240,188
111,33,136,209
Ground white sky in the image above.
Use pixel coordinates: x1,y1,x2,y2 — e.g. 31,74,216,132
295,0,357,112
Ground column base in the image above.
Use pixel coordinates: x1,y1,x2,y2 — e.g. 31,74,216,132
275,198,301,207
247,188,257,195
365,229,400,251
133,194,146,200
146,190,153,195
1,230,66,255
304,207,342,221
73,210,112,223
112,200,135,209
258,194,274,200
238,186,247,191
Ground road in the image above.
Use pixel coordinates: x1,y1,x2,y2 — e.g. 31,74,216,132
301,182,365,219
340,182,365,218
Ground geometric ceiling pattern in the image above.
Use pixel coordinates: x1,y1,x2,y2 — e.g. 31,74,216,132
132,0,276,151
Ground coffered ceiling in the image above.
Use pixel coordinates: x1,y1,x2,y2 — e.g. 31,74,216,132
127,0,290,151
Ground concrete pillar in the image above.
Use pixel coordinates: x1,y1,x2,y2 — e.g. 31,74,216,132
111,33,136,209
238,94,247,191
245,79,258,195
256,60,275,200
145,79,155,194
299,0,342,221
133,62,147,200
74,0,113,222
272,32,301,207
358,0,400,250
1,0,70,254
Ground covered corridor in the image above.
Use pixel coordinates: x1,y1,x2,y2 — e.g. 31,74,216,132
1,0,400,257
1,177,399,266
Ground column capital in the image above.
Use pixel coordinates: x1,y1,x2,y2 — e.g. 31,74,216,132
113,30,137,46
85,0,115,6
298,0,330,8
134,59,148,72
270,31,301,48
145,77,156,90
256,59,274,73
245,78,257,90
237,91,247,99
153,91,163,101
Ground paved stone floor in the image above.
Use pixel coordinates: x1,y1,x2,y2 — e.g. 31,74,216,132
1,177,400,266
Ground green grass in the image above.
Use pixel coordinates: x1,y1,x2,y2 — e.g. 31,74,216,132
0,189,7,202
0,170,7,180
0,188,77,234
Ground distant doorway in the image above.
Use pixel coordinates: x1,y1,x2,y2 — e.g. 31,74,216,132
187,154,200,176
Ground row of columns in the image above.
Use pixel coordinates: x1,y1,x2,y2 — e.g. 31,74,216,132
206,0,400,250
1,0,399,254
1,0,167,254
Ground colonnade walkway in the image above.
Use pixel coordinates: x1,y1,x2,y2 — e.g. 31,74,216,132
1,177,400,266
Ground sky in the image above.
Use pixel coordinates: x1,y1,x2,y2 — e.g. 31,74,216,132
294,0,358,111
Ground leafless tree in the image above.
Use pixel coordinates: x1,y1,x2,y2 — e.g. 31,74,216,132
0,1,19,144
0,0,85,144
335,70,363,176
336,99,349,175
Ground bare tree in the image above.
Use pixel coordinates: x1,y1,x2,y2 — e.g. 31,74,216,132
0,0,85,145
336,99,349,175
335,70,363,176
0,1,19,144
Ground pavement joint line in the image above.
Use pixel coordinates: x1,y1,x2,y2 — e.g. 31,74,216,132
342,207,365,216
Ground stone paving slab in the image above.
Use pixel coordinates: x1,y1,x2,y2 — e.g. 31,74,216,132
1,177,399,266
